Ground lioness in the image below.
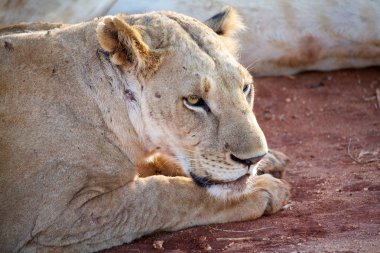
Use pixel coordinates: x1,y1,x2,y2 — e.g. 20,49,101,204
0,8,290,252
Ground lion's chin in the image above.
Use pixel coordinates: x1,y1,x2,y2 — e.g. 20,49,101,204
189,164,261,200
191,173,254,200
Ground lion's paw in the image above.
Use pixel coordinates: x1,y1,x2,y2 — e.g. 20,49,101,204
253,174,291,214
257,149,290,179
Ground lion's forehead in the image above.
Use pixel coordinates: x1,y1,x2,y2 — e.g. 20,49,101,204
136,11,252,101
133,11,238,66
202,65,251,95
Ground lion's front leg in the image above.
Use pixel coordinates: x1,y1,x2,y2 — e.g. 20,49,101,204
26,175,289,253
137,153,187,177
257,149,290,179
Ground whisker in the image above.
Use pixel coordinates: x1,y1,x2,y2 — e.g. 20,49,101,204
245,58,264,73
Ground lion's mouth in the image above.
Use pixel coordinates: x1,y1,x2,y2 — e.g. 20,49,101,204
190,172,251,188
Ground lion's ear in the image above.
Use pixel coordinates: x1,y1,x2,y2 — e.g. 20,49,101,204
204,6,245,37
96,15,162,76
204,6,245,57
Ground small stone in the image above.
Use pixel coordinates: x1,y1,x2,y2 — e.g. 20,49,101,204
335,188,341,192
264,112,272,120
363,187,368,191
198,236,212,251
286,97,291,103
153,240,164,250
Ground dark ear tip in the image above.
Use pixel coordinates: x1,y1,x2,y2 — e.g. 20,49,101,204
204,5,244,38
209,5,233,21
210,10,226,21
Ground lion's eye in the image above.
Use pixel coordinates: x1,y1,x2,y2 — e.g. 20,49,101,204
243,84,251,95
186,95,201,105
184,95,210,112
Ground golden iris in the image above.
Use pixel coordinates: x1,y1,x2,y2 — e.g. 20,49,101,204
186,95,201,105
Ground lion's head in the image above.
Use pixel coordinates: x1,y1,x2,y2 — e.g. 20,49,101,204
97,7,268,198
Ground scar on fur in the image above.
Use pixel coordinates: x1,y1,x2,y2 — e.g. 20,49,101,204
124,89,136,102
4,41,14,51
203,78,211,93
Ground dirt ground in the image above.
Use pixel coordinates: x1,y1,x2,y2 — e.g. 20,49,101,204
102,67,380,253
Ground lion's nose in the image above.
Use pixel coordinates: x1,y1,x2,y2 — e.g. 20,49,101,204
230,153,266,166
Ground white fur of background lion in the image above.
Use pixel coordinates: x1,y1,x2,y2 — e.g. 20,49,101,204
1,0,379,76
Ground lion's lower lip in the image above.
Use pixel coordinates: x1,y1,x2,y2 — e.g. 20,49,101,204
212,174,250,186
190,172,250,188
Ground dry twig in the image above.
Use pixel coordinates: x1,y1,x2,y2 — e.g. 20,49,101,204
347,139,363,164
216,236,265,241
347,139,380,164
209,226,275,233
362,96,376,101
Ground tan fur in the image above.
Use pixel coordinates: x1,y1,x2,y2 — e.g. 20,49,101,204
203,6,245,58
96,15,164,78
0,9,289,253
0,22,66,36
137,153,186,177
